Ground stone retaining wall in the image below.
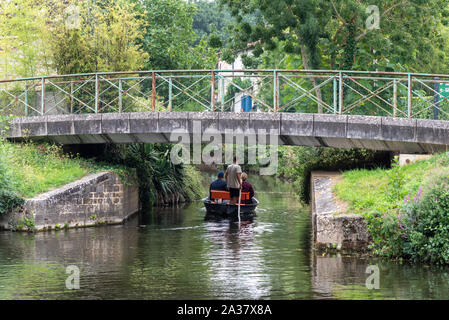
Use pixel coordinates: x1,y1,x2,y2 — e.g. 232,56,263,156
0,172,139,231
310,171,370,251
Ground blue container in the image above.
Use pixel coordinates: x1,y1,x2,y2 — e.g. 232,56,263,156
241,95,252,112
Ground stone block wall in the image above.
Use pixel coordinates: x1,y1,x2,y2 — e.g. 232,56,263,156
0,172,139,231
310,171,370,251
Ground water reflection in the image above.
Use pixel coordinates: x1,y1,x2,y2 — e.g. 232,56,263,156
0,218,141,299
202,219,273,299
311,254,449,300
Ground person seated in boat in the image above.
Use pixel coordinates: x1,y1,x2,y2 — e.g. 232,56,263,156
241,172,254,204
209,171,227,202
225,156,242,205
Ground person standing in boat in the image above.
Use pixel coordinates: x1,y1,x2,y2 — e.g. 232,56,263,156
241,172,254,204
225,156,242,205
209,171,227,202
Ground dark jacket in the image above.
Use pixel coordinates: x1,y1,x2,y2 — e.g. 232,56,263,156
241,181,254,204
209,179,227,200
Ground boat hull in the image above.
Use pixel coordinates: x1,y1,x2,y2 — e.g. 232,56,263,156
202,197,259,219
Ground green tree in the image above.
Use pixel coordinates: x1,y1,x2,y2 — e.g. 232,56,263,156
136,0,217,70
191,0,233,43
47,0,148,74
322,0,449,73
220,0,449,73
219,0,449,113
0,0,50,78
219,0,326,111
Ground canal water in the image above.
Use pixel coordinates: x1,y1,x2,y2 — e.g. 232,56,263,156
1,175,449,300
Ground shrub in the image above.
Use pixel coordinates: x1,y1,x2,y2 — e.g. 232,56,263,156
384,156,407,206
97,143,204,208
16,216,35,232
398,175,449,264
364,172,449,264
0,115,12,137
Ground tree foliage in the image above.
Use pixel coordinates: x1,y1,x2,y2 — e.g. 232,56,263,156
0,0,218,78
323,0,449,73
0,0,50,78
47,0,148,74
135,0,217,70
191,0,233,43
219,0,449,73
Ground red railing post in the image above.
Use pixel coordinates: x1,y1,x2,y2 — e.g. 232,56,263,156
211,71,216,112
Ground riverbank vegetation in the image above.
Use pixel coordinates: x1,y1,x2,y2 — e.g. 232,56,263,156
0,140,91,199
92,144,204,208
334,153,449,264
0,138,140,213
276,146,391,203
0,138,204,215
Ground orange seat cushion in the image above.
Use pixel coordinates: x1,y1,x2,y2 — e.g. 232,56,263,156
211,190,249,201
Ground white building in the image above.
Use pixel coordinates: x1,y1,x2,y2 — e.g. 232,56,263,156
216,47,260,113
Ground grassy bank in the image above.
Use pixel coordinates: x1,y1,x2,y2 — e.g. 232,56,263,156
0,139,135,216
1,141,93,198
275,146,391,203
334,153,449,214
334,152,449,264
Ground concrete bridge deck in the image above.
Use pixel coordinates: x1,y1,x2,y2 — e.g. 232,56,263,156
5,112,449,154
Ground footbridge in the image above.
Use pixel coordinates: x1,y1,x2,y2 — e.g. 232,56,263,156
1,70,449,153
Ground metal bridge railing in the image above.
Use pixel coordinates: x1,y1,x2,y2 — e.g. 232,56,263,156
0,70,448,120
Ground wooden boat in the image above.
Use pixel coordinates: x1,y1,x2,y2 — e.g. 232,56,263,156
202,190,259,219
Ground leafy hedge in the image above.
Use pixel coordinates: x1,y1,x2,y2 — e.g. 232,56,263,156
0,189,25,215
401,176,449,264
347,152,449,264
367,172,449,264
